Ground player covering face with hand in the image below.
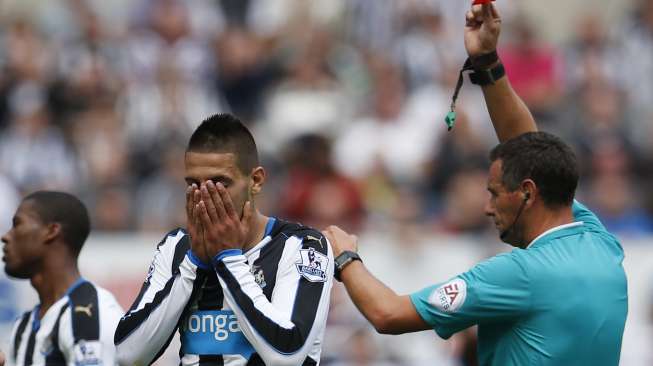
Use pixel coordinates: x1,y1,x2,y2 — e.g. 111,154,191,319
114,113,334,366
323,4,627,366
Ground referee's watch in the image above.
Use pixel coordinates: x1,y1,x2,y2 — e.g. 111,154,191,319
334,251,362,282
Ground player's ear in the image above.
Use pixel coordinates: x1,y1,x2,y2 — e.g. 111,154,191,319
250,166,266,196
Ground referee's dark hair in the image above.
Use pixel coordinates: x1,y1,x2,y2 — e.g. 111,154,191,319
23,191,91,256
490,131,579,207
187,113,259,174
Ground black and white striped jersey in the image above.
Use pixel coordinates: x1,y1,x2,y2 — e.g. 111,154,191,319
114,218,334,366
6,279,123,366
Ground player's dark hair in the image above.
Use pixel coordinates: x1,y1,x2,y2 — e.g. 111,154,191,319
23,191,90,257
489,131,579,207
186,113,259,174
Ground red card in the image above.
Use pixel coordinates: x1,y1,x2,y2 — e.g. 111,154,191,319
472,0,494,4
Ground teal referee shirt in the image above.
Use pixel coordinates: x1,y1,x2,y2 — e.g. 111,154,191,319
411,201,628,365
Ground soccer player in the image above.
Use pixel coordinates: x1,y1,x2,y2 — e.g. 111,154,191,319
114,114,334,366
322,3,627,366
2,191,123,366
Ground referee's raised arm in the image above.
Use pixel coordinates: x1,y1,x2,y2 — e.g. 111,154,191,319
464,3,537,142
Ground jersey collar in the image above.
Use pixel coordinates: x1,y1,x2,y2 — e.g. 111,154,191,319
526,221,585,249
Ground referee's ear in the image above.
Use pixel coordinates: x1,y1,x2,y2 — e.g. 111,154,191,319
249,166,266,196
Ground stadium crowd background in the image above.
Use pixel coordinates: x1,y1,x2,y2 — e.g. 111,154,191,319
1,0,653,365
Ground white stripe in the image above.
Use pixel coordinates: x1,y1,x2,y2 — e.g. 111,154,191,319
221,255,296,329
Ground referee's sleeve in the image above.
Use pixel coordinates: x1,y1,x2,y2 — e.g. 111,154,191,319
410,252,531,339
214,234,333,366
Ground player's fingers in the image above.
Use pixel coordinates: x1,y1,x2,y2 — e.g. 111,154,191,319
216,182,237,221
186,184,195,217
206,181,228,221
197,201,212,228
200,183,219,223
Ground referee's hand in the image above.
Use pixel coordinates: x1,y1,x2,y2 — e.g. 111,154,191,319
464,2,501,57
0,349,6,366
322,225,358,257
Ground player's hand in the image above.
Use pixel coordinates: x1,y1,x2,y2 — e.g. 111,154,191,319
322,225,358,257
0,349,6,366
186,184,209,264
197,181,253,258
464,3,501,57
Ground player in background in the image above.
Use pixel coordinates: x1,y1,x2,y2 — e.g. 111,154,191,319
114,113,334,366
322,3,627,366
2,191,123,366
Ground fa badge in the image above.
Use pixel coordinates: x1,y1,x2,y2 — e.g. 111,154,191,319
296,247,328,282
251,265,266,289
428,278,467,313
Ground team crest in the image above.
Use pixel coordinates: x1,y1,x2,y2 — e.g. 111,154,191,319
428,278,467,313
250,265,266,289
295,247,328,282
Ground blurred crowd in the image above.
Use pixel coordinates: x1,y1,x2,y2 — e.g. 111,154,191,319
1,0,653,241
3,1,653,365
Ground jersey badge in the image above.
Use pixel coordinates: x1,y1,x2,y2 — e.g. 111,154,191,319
250,265,267,289
73,340,102,366
296,247,328,282
428,278,467,313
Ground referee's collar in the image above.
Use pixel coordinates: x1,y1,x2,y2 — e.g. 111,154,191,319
526,221,585,249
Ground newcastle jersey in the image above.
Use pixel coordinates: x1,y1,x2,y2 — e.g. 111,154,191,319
6,279,123,366
114,218,334,366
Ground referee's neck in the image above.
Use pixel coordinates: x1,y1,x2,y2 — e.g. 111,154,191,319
523,205,574,246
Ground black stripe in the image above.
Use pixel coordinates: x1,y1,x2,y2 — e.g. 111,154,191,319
68,282,100,342
215,259,325,354
245,354,316,365
44,303,70,365
197,272,223,310
199,354,224,366
172,235,191,275
125,281,151,315
114,276,176,344
23,316,38,366
13,311,30,361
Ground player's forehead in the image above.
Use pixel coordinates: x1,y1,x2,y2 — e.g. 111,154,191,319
184,151,242,181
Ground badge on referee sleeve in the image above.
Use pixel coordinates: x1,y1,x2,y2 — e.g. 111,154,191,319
428,278,467,313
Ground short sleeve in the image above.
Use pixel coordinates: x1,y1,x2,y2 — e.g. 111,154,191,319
572,200,606,232
410,252,531,339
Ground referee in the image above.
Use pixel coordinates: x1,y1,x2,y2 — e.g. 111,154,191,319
323,3,627,366
2,191,123,366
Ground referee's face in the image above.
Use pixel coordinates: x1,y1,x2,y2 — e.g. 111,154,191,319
184,151,255,217
485,160,525,245
1,201,47,279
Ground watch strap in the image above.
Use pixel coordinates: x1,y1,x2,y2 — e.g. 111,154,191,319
334,251,362,282
469,63,505,86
